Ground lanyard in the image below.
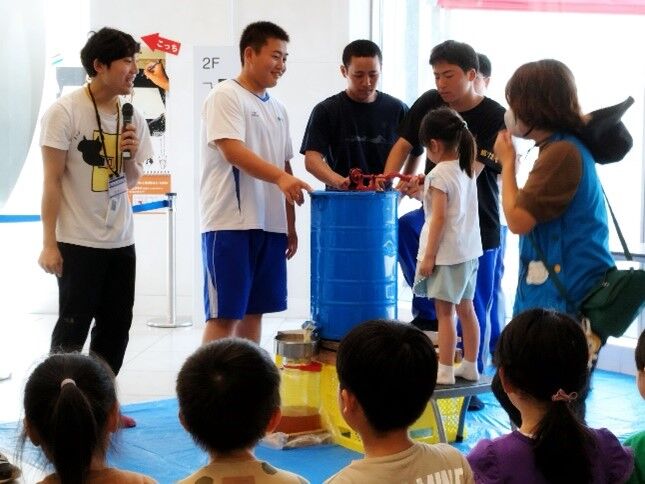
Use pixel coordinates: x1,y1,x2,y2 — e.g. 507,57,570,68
87,84,121,177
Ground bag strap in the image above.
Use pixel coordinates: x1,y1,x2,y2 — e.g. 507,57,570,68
601,185,632,261
528,233,573,304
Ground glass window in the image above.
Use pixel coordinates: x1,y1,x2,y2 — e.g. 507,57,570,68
375,0,645,337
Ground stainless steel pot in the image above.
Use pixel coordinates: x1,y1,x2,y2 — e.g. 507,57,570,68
275,328,319,360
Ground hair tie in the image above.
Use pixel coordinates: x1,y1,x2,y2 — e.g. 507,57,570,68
450,120,467,132
60,378,76,388
551,388,577,403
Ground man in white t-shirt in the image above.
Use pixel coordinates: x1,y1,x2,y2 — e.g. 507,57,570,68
38,27,153,427
200,21,311,344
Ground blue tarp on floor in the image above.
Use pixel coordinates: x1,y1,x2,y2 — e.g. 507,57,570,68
1,369,642,483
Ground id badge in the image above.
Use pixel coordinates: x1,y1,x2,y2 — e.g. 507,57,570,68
108,174,127,198
105,196,120,228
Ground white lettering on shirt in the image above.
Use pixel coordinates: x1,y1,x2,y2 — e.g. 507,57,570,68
408,467,466,484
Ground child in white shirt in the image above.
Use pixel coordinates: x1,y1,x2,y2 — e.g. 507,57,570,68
413,107,483,385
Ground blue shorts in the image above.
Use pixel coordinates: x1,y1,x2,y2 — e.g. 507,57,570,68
202,230,287,321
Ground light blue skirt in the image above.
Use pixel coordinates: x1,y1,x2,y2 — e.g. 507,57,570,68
413,258,479,304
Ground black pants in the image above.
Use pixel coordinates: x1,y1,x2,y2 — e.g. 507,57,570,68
51,243,136,375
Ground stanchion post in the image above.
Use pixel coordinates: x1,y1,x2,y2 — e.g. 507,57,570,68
147,193,192,328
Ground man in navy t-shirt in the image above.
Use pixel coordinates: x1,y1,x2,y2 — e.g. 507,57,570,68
300,39,423,189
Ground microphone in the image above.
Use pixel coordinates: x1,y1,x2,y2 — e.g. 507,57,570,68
121,103,134,160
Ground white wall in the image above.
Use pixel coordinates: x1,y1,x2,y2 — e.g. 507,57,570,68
89,0,368,322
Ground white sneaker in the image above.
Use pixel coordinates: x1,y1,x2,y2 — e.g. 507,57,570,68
454,360,480,381
436,363,455,385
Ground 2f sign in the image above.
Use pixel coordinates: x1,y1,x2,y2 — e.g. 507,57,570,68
203,57,222,69
194,45,238,130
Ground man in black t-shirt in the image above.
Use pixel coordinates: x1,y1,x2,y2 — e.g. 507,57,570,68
300,40,423,189
474,52,508,363
384,40,505,379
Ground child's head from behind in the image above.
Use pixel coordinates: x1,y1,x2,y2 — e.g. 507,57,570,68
176,338,280,454
419,106,476,177
494,309,594,483
636,329,645,398
336,320,438,435
495,308,589,403
23,353,118,483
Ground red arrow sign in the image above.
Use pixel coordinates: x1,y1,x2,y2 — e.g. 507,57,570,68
141,33,181,55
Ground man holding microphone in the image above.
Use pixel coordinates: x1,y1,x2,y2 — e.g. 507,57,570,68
38,27,152,427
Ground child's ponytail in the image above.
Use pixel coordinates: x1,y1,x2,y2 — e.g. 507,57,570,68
51,380,100,483
22,354,117,484
455,121,475,178
418,107,476,177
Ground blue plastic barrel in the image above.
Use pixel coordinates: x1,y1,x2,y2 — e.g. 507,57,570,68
310,191,398,341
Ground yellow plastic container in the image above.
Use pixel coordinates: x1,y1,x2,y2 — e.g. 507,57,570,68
280,359,322,409
319,362,464,452
276,358,323,434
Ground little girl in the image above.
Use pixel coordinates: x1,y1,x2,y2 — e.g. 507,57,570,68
22,353,156,483
412,107,483,385
468,309,633,483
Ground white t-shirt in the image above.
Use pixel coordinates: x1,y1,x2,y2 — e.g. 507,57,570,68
39,87,153,249
200,79,293,233
418,160,482,265
324,442,474,484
